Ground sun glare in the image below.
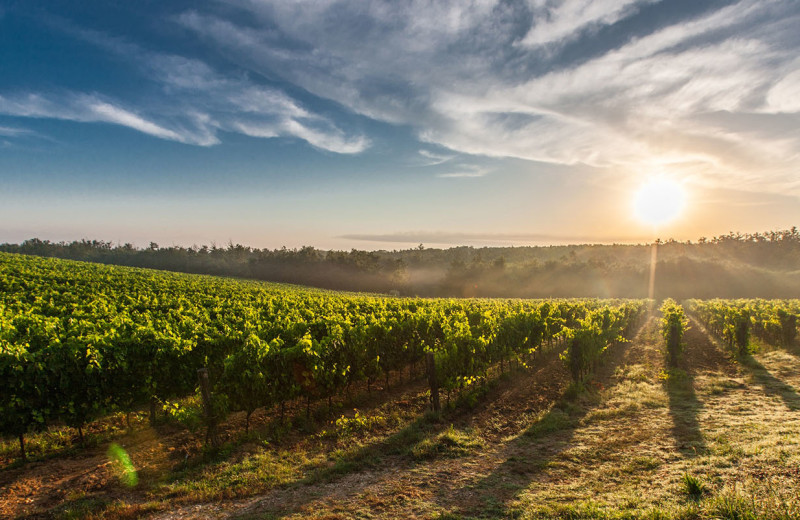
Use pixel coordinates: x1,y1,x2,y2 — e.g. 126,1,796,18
633,177,686,227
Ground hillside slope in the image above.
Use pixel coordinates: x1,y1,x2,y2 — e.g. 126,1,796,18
3,316,800,519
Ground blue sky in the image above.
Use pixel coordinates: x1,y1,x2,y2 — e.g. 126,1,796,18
1,0,799,249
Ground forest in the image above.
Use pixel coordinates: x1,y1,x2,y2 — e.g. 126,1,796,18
2,228,799,299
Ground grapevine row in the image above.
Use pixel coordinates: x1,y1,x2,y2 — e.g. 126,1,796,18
0,253,646,459
687,299,799,353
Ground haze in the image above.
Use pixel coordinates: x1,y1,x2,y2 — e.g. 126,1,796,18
1,0,799,250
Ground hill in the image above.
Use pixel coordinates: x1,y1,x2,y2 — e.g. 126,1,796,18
2,228,800,298
3,312,800,519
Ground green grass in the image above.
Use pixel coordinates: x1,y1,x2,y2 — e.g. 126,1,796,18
682,473,707,499
410,425,485,460
6,317,800,520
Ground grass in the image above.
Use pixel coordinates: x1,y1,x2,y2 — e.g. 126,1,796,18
162,448,316,501
524,404,580,438
410,425,485,460
5,318,800,520
157,394,437,501
504,320,800,520
0,412,137,466
682,473,707,499
705,480,800,520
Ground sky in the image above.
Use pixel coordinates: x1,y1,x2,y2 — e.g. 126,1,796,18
1,0,799,250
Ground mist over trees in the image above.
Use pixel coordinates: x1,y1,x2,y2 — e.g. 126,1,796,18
2,228,799,299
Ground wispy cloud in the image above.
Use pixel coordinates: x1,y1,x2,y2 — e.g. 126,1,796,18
0,16,370,154
436,164,490,178
520,0,658,47
0,92,210,145
0,126,34,137
6,1,799,188
176,0,800,193
417,149,454,166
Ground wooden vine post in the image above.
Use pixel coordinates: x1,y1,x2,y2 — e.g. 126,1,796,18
426,352,440,412
197,368,219,447
18,433,26,462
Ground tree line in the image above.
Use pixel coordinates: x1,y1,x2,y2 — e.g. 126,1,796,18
2,227,799,298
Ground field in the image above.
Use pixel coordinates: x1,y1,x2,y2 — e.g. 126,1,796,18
1,254,800,519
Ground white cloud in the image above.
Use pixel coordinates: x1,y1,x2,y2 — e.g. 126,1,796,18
765,65,800,113
0,126,33,137
9,1,799,185
1,17,370,154
174,0,800,192
520,0,658,47
143,53,370,152
436,165,490,178
0,93,210,144
418,149,454,166
279,119,370,154
86,100,189,143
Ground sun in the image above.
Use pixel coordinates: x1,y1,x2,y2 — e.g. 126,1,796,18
633,177,687,227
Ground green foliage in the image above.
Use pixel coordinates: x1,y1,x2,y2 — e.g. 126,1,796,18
0,252,646,451
688,298,799,354
681,473,706,499
561,303,646,382
332,410,386,438
165,399,205,433
660,299,689,367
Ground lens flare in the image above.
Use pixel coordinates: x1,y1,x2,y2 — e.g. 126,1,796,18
108,443,138,487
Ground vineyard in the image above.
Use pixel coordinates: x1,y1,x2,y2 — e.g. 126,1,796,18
687,299,800,354
2,253,800,519
0,253,645,459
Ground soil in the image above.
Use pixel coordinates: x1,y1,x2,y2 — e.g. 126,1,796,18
4,313,800,519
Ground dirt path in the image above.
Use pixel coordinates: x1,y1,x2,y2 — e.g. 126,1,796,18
146,317,655,520
145,338,574,520
0,422,201,519
5,314,800,519
167,314,800,519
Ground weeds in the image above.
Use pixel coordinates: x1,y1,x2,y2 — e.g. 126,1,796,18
682,473,707,499
410,425,484,460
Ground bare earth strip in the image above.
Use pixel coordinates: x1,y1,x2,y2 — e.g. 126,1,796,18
3,314,800,519
151,315,800,519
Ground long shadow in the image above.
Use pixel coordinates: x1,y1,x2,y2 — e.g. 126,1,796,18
231,346,572,519
445,389,592,518
443,316,655,519
691,319,800,412
739,354,800,411
665,321,712,458
190,317,653,519
777,339,800,361
665,370,705,457
225,319,798,519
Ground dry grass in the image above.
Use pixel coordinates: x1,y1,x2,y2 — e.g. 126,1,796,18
4,316,800,519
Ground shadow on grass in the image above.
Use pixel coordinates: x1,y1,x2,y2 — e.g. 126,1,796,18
161,375,437,484
739,354,800,411
445,321,653,520
666,318,752,459
174,320,651,520
777,340,800,361
227,340,587,519
665,369,706,457
448,388,591,519
232,394,519,519
301,409,445,486
690,318,800,413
